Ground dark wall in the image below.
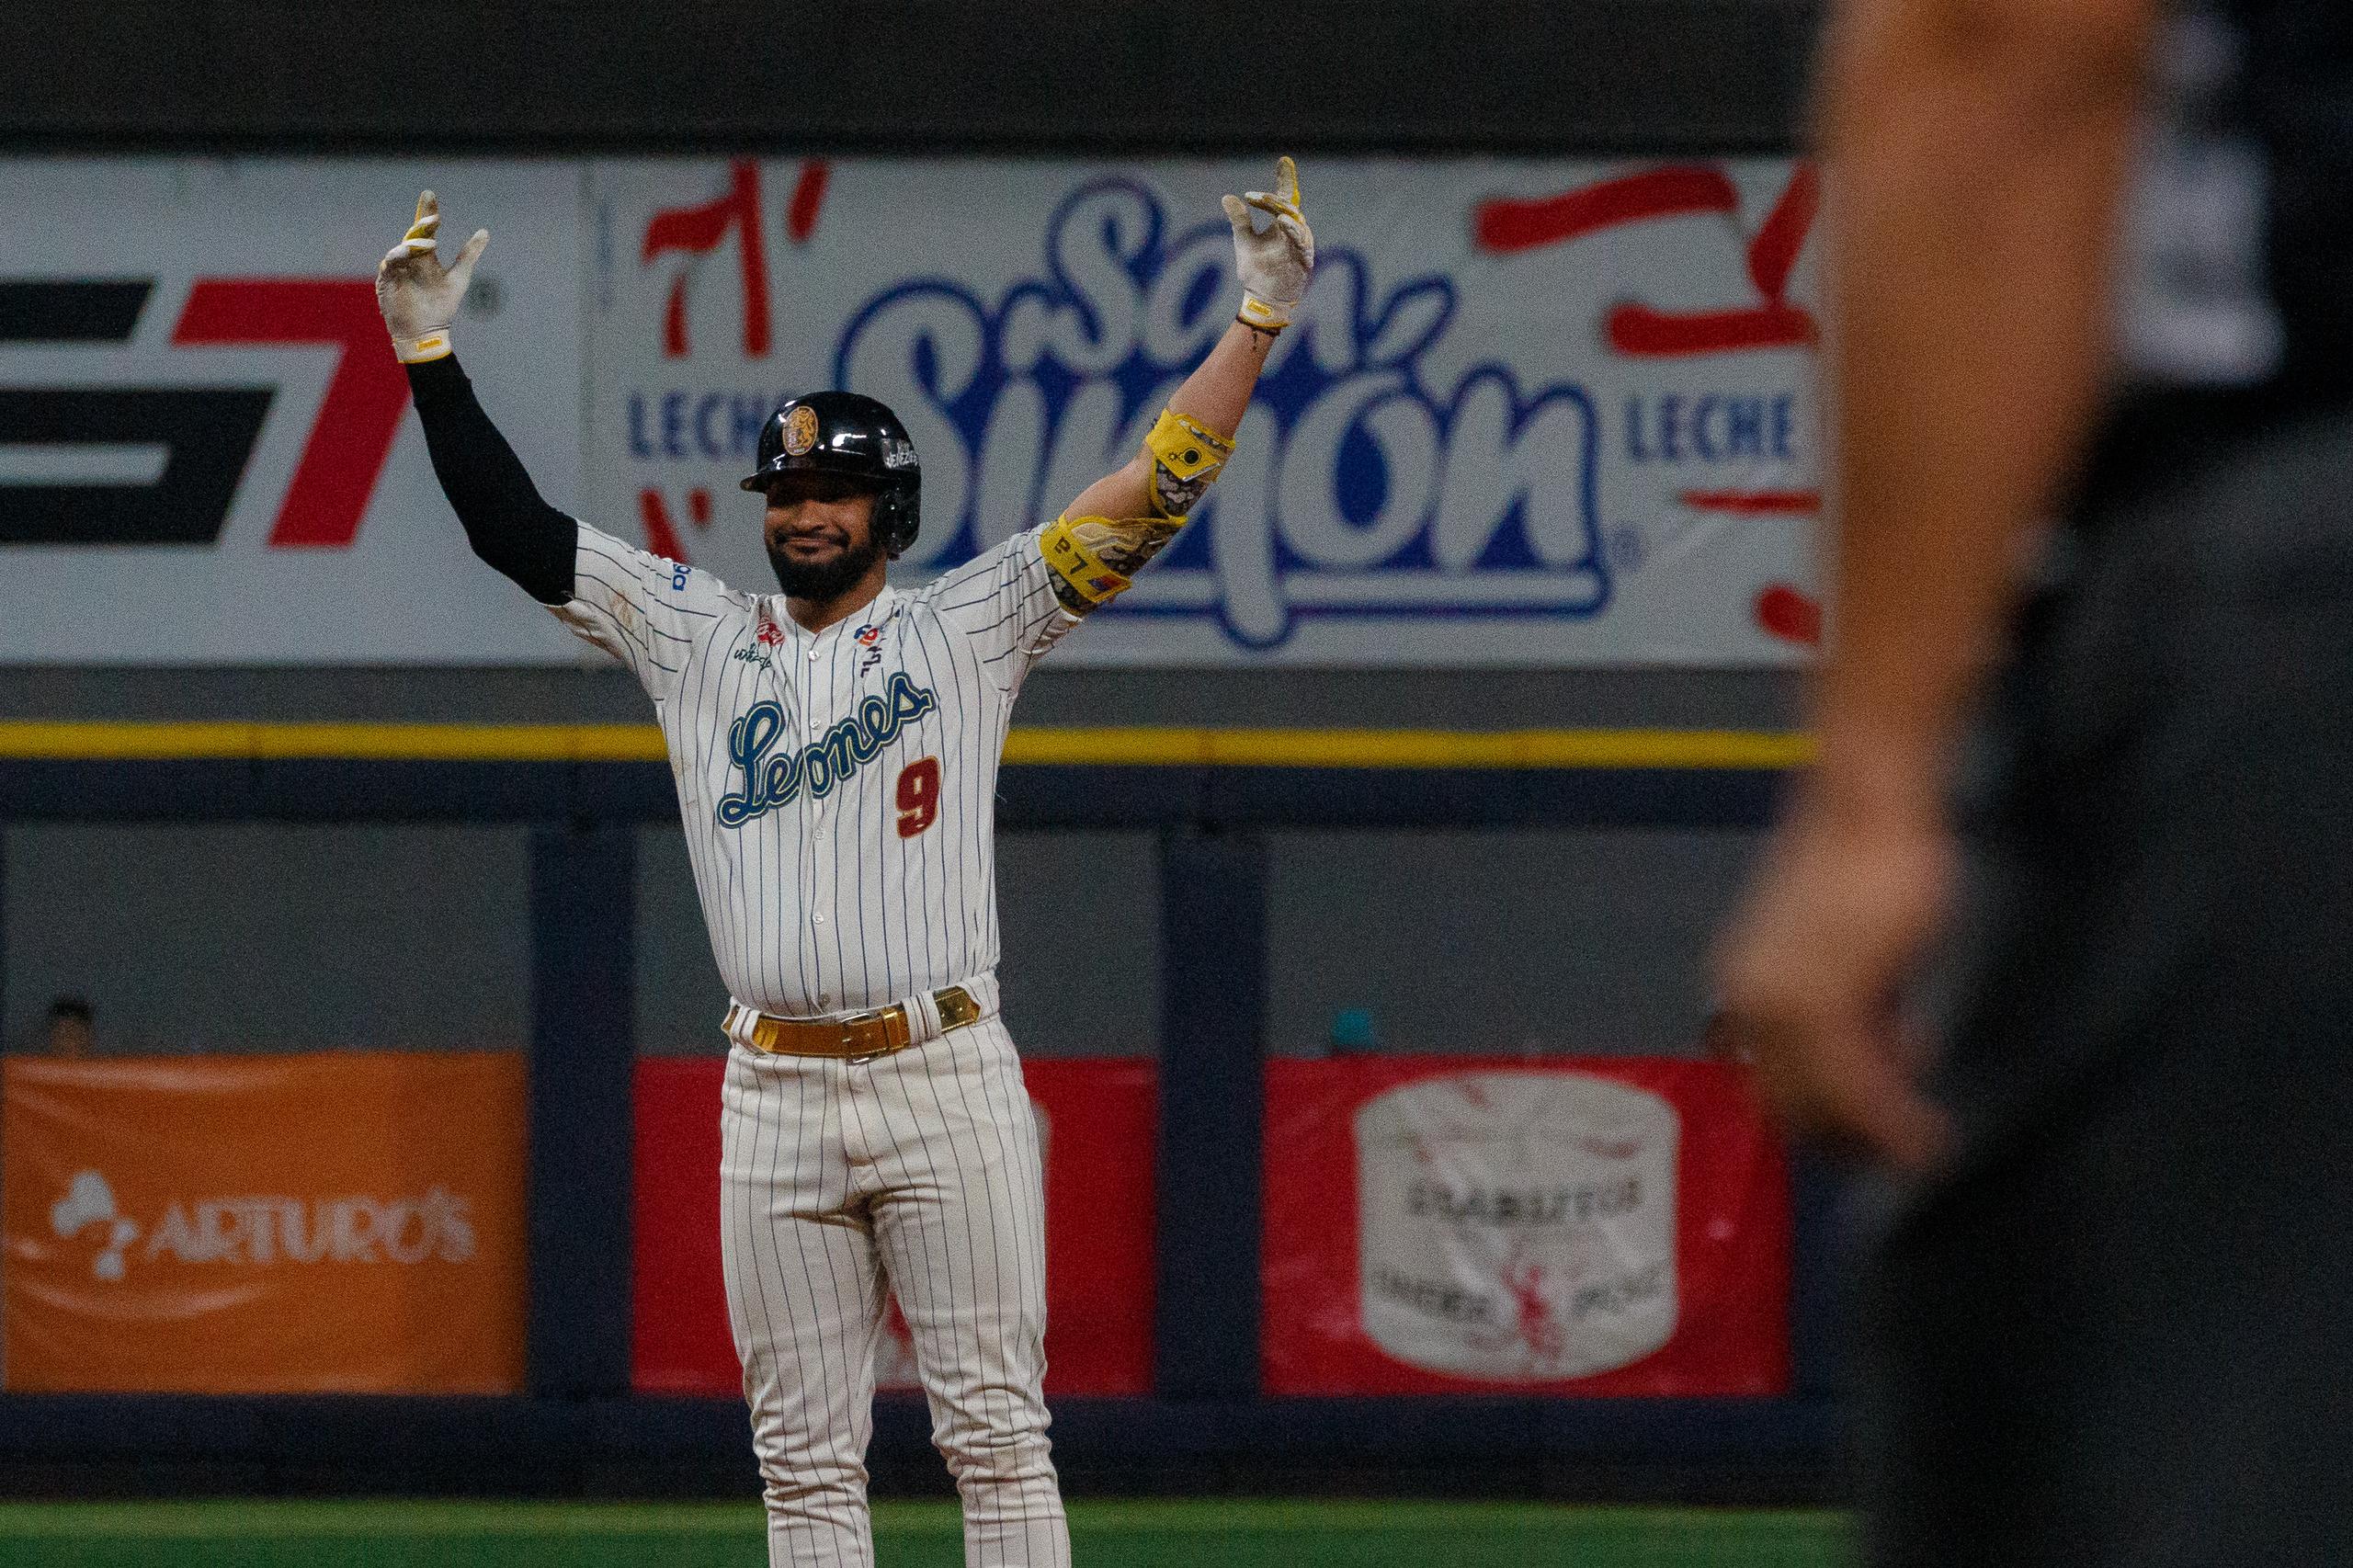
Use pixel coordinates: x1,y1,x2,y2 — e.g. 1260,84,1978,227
3,2,1819,153
3,823,533,1053
6,819,1759,1061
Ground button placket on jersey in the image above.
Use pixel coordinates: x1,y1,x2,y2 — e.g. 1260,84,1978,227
799,625,835,1006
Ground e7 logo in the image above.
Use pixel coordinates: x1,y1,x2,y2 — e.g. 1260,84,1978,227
0,278,409,548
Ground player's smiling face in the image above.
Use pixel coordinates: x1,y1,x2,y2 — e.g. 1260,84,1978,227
764,472,876,559
762,472,886,601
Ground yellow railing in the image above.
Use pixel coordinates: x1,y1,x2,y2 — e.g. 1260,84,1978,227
0,721,1813,770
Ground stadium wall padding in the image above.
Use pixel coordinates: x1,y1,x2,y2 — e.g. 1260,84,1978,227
0,740,1844,1499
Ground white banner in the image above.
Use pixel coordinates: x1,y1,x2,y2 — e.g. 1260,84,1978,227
1353,1071,1680,1382
0,158,584,665
0,155,1819,666
590,156,1822,665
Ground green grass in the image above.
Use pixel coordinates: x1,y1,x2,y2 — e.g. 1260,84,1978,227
0,1499,1852,1566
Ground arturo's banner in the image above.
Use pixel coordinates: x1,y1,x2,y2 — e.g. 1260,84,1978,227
0,158,584,665
1261,1058,1790,1396
1,1053,527,1393
592,157,1820,665
632,1056,1154,1396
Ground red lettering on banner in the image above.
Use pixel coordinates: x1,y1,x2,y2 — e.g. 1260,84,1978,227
644,158,772,359
1610,165,1817,356
1505,1248,1567,1366
1744,164,1818,304
1480,165,1825,649
1678,489,1821,516
170,280,412,549
786,158,831,244
1754,583,1823,648
1475,165,1741,253
1474,164,1820,358
638,487,712,562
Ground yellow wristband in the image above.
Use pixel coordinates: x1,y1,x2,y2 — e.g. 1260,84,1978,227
394,330,453,364
1237,292,1292,332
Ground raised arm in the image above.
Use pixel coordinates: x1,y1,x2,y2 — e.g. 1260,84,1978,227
1040,158,1314,616
376,191,574,605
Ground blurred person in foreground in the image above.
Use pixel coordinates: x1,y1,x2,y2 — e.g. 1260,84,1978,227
1715,0,2353,1562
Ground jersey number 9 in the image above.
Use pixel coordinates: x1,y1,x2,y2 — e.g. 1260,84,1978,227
895,756,940,838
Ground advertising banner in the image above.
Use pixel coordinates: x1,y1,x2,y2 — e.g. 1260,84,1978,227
631,1056,1154,1397
1261,1057,1788,1396
1,153,1816,667
0,157,585,665
590,157,1820,666
1,1052,528,1393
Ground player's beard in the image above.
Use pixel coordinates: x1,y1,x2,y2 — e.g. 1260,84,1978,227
767,527,887,600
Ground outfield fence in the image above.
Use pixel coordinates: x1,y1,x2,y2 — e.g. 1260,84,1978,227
0,725,1841,1501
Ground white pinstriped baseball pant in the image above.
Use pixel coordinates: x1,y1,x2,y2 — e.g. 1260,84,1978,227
719,1010,1070,1568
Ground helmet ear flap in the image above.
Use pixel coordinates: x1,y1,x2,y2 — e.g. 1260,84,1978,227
879,483,920,559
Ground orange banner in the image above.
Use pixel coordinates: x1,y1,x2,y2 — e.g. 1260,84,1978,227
2,1053,527,1393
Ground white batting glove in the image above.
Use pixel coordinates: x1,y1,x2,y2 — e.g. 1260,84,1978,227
1222,155,1315,333
375,190,489,364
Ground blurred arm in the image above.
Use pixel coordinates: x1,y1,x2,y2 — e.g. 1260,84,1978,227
1812,0,2158,823
1709,0,2163,1169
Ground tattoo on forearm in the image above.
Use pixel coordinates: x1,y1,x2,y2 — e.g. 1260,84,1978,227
1151,462,1219,520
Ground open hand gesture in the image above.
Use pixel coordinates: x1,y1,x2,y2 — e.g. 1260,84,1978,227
1223,156,1315,332
375,190,489,364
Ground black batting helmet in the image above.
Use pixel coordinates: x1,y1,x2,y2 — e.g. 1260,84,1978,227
740,392,923,558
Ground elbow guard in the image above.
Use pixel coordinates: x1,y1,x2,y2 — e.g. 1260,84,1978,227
1039,409,1237,613
1144,408,1234,520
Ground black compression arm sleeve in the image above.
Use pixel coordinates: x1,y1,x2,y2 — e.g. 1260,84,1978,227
404,355,575,605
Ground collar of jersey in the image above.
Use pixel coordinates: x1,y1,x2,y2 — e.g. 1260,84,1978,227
772,583,898,641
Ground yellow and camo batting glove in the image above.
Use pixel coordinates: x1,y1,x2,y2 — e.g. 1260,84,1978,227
1222,155,1314,333
375,189,490,364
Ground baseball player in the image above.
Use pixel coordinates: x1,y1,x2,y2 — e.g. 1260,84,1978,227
375,161,1314,1567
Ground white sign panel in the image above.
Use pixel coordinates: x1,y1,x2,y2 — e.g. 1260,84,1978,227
1354,1071,1680,1382
0,158,585,664
0,156,1820,666
588,156,1821,666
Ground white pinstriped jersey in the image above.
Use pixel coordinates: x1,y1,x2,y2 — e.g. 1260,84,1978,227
554,520,1079,1018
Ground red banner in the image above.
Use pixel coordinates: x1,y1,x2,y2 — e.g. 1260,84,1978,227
2,1054,527,1393
1262,1057,1789,1396
631,1057,1155,1396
